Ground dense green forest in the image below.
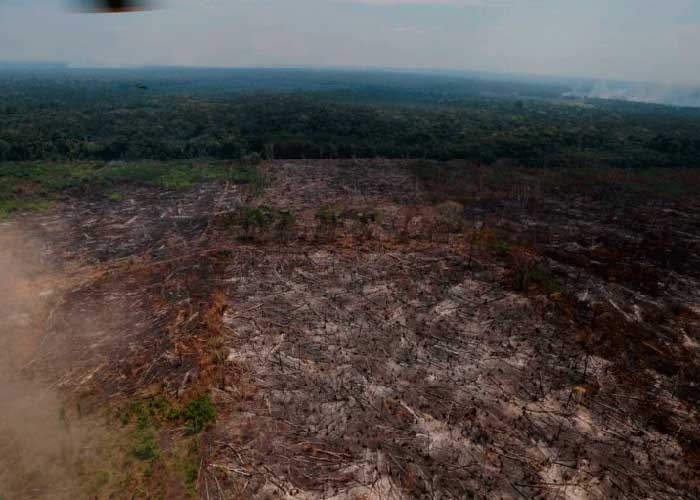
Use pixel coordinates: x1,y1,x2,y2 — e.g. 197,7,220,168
1,67,700,167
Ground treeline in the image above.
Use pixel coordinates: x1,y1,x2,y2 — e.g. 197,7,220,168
2,69,700,167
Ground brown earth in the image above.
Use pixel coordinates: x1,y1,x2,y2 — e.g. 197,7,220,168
2,160,700,499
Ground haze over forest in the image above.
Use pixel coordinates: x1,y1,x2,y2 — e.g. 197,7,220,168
1,0,700,107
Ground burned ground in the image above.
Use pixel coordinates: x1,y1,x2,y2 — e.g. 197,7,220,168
2,160,700,499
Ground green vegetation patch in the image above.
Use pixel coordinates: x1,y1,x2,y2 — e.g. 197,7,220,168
178,394,217,435
240,206,297,236
132,430,160,461
121,394,216,434
0,161,262,218
277,209,296,228
242,205,275,229
317,205,341,225
0,198,51,218
181,440,200,497
103,393,216,496
106,191,123,202
491,239,511,256
317,205,379,226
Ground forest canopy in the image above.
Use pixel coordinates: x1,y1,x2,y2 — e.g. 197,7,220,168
1,67,700,167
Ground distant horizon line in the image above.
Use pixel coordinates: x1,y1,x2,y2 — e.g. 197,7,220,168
0,60,697,90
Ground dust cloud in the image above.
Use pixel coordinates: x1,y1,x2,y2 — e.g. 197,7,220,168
0,221,86,499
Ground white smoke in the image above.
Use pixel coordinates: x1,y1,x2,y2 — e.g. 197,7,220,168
568,80,700,108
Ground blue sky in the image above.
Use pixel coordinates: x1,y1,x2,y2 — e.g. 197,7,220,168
1,0,699,83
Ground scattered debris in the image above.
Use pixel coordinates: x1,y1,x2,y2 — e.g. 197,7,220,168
4,160,700,498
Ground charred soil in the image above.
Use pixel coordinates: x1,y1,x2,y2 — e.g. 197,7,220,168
2,160,700,499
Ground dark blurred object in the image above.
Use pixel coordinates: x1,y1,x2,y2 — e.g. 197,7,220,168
74,0,153,13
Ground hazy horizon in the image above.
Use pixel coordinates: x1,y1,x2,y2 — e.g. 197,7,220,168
0,60,615,85
1,0,700,86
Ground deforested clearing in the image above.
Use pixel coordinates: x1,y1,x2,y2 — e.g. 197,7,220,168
2,159,700,499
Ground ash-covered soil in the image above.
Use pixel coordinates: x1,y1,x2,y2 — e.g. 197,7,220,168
5,160,700,499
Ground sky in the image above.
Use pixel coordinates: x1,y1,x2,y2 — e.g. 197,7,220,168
1,0,699,84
